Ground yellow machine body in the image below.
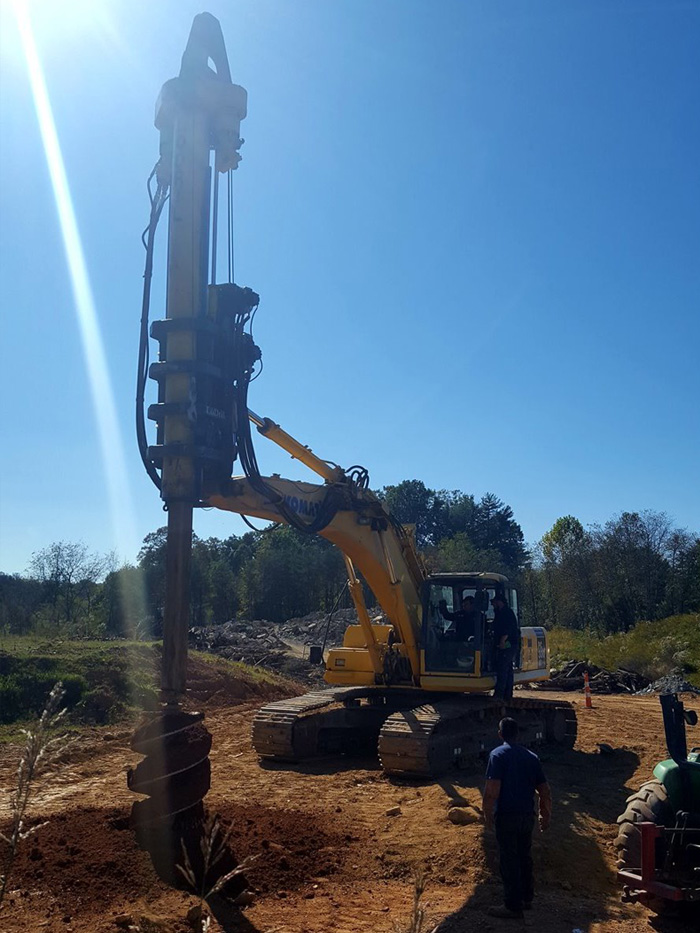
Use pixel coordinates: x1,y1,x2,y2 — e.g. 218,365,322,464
208,416,552,697
325,625,549,690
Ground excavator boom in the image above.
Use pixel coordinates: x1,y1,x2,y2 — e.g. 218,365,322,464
208,470,424,684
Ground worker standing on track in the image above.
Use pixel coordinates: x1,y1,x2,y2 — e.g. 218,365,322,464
482,717,552,919
491,591,519,700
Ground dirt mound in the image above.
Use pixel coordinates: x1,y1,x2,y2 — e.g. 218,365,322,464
2,807,150,916
218,803,358,895
183,650,304,710
1,801,356,927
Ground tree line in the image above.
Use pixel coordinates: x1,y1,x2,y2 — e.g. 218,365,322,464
1,480,697,638
526,511,699,632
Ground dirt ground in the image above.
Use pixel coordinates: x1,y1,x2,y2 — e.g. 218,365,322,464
1,659,697,933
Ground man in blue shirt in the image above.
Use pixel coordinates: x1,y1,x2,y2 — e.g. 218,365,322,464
482,717,552,919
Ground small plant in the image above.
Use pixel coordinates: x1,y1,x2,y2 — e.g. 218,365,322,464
394,869,438,933
0,681,67,907
177,811,258,931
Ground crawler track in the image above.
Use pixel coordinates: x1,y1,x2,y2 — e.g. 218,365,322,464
378,695,577,776
252,687,373,760
252,688,577,776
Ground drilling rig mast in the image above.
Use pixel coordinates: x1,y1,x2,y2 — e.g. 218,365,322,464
131,12,254,894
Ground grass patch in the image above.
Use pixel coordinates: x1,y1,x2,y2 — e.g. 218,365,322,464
194,650,293,687
548,613,700,686
0,635,298,738
0,637,161,730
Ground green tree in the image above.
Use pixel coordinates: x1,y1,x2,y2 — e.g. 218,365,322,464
671,537,700,614
435,533,507,575
532,510,699,634
378,480,448,547
470,493,527,575
0,573,43,634
378,483,526,574
240,527,308,622
541,516,586,563
137,528,168,634
595,511,673,631
98,564,149,637
537,516,600,630
29,541,105,631
236,527,346,622
441,490,478,539
192,535,253,626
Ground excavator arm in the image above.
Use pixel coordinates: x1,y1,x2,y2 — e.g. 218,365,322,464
223,419,577,774
207,410,426,686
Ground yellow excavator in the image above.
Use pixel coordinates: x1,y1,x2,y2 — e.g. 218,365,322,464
130,15,575,870
207,412,576,776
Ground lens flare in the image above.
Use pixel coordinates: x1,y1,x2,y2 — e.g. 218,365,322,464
13,1,146,634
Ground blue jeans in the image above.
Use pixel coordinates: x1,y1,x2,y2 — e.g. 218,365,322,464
495,811,534,911
494,647,514,700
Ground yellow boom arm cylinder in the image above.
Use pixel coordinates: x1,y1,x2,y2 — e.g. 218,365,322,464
248,410,344,483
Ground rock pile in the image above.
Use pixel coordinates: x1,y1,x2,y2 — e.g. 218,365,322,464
189,619,317,683
190,619,290,660
278,608,383,646
635,668,700,696
536,660,649,694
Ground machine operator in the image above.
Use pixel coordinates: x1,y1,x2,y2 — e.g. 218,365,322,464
438,594,479,642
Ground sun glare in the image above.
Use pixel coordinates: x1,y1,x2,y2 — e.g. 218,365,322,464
7,0,119,47
12,0,140,576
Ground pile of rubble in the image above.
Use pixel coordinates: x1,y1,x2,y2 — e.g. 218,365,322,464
635,669,700,696
189,608,383,684
535,659,649,694
190,619,290,660
278,608,382,646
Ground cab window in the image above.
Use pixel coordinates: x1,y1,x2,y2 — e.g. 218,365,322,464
423,582,480,674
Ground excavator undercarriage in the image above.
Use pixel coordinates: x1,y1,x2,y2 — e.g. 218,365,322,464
252,687,576,777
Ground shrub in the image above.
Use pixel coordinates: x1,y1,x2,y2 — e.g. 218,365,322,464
0,642,158,726
547,613,700,686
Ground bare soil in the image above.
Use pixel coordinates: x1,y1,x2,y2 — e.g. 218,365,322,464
1,655,696,933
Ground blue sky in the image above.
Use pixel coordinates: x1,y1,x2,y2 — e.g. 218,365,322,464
1,0,698,576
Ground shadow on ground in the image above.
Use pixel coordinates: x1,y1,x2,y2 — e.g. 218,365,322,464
208,894,261,932
646,905,700,932
258,754,382,776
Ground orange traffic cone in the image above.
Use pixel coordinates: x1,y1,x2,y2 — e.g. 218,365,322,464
584,670,593,709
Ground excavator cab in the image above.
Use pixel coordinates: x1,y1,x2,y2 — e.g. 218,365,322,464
421,572,518,682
